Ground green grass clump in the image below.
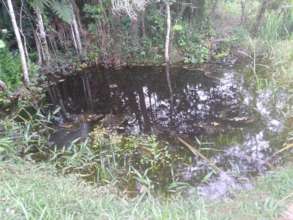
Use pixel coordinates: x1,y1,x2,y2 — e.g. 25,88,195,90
0,159,292,220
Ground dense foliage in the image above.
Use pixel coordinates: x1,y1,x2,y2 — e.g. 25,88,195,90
0,0,291,89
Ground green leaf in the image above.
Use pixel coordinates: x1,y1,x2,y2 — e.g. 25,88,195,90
29,0,52,11
173,24,183,32
0,40,5,49
0,147,5,153
50,0,73,24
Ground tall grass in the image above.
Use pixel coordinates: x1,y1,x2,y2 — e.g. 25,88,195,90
1,159,293,220
260,9,293,42
260,13,285,42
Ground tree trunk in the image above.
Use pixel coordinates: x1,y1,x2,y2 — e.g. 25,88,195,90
164,2,171,65
71,2,83,56
240,0,246,25
7,0,29,86
252,0,270,35
72,14,82,55
164,2,174,124
141,11,146,38
34,31,42,65
131,18,139,49
19,0,30,71
70,24,78,53
35,8,50,64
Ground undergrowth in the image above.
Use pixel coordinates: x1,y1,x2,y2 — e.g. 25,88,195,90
0,159,292,220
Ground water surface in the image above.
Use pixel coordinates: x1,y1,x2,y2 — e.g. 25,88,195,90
47,65,288,198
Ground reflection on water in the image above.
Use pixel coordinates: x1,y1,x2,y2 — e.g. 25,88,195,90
197,171,253,200
47,65,288,199
49,66,256,137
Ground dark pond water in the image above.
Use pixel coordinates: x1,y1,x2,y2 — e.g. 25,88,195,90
47,65,289,199
48,66,259,135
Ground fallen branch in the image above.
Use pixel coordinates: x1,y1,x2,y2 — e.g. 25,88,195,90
177,136,223,174
264,143,293,168
271,143,293,158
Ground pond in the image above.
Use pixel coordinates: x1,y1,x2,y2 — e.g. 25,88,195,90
47,64,289,199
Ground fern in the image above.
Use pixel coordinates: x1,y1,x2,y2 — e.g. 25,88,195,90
50,0,73,24
29,0,52,11
29,0,73,24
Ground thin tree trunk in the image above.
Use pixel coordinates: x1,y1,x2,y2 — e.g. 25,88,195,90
252,0,270,35
166,63,174,124
19,0,30,71
131,19,139,48
72,0,84,39
240,0,246,25
165,2,171,65
164,2,174,124
34,31,42,65
138,86,151,133
71,2,83,55
140,10,146,38
35,8,50,64
70,24,78,53
7,0,29,86
72,15,82,55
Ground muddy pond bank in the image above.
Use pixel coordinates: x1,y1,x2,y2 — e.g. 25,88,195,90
45,64,290,198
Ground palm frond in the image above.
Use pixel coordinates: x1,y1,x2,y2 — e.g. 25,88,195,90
29,0,73,24
50,0,73,24
29,0,52,11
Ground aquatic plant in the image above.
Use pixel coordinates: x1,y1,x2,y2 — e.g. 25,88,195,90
89,128,180,192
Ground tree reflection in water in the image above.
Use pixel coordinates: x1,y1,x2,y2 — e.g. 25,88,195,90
48,66,253,137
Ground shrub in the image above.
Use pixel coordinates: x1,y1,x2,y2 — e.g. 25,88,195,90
0,40,22,90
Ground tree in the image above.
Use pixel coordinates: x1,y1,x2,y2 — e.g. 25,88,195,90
34,6,51,64
252,0,271,34
240,0,246,25
28,0,54,64
70,0,83,56
50,0,83,55
111,0,149,19
164,1,171,65
6,0,30,86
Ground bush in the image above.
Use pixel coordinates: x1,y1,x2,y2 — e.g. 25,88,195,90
0,40,22,90
174,22,210,64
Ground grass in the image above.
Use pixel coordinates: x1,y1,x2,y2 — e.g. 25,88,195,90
0,158,292,220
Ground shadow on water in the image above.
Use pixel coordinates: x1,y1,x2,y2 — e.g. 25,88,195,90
49,66,258,136
46,65,289,199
